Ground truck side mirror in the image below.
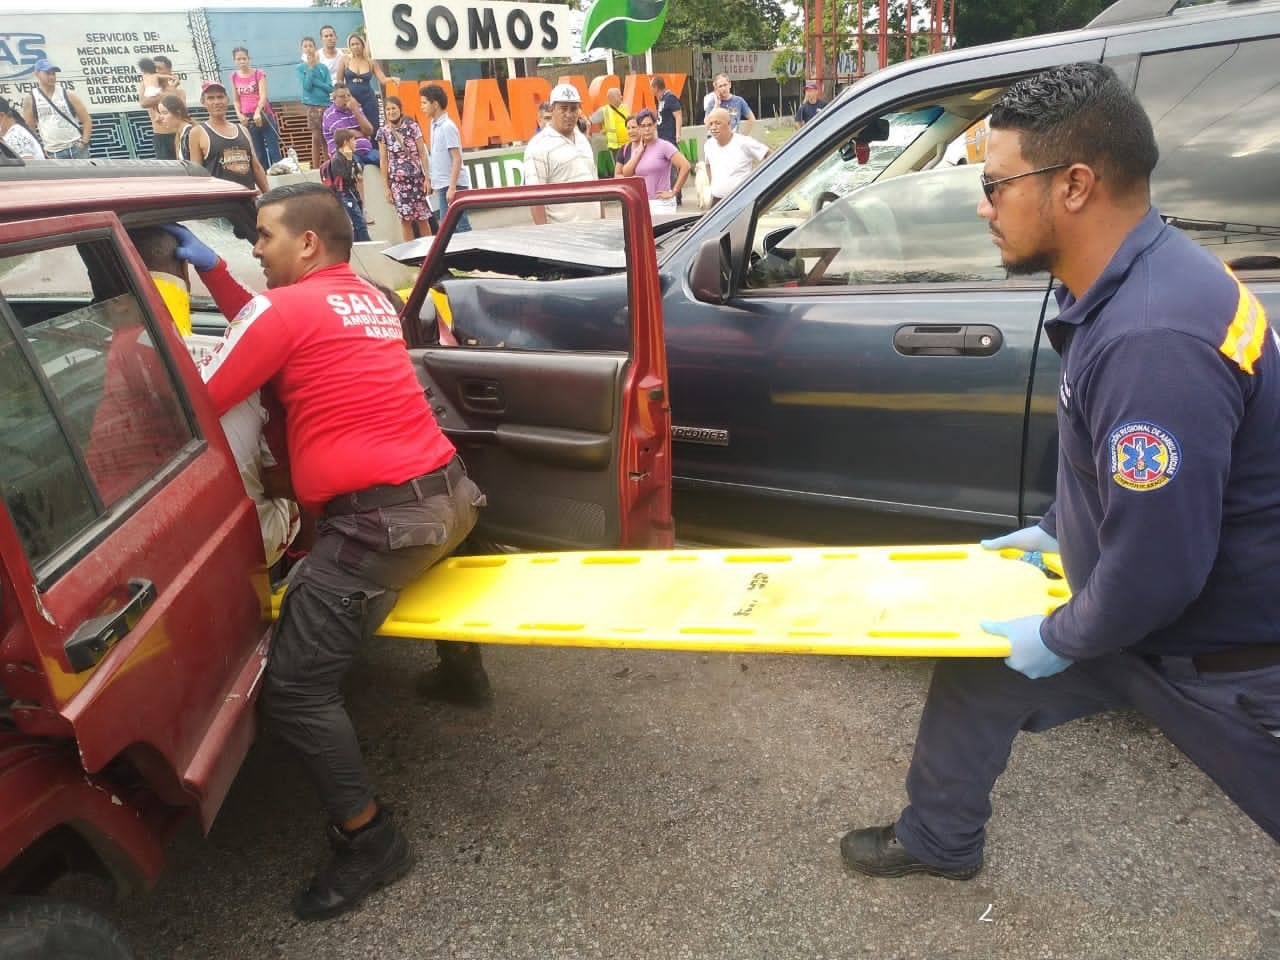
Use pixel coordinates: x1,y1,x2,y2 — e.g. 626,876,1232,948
688,236,731,304
404,290,440,345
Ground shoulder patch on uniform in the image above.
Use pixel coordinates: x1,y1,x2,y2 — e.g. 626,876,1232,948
232,294,270,328
1218,265,1269,374
1109,421,1180,492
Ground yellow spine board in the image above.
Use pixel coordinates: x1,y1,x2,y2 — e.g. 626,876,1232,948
271,546,1068,657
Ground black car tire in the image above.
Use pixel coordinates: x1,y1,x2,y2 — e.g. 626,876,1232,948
0,897,134,960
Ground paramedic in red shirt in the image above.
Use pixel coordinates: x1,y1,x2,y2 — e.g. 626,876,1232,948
170,182,485,921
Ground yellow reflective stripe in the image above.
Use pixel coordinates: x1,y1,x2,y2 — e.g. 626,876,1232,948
1218,265,1269,374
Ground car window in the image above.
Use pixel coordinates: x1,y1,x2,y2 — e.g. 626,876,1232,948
0,236,194,578
766,108,941,218
745,84,1017,290
749,166,1007,287
1135,37,1280,271
185,216,264,300
423,199,632,352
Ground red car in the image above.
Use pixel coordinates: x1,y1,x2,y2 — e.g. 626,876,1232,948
0,153,669,954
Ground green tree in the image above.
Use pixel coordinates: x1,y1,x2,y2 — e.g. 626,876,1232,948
657,0,787,50
955,0,1106,47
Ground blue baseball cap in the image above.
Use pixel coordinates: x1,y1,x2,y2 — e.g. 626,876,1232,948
34,58,61,73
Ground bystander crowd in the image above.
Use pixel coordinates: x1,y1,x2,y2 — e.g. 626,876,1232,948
229,46,281,170
794,80,828,128
376,96,432,241
188,80,268,193
298,36,334,168
703,107,768,205
420,84,472,232
0,96,44,158
22,59,92,159
701,73,754,134
522,83,599,225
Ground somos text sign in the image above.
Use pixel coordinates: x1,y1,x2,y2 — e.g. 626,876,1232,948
365,0,577,60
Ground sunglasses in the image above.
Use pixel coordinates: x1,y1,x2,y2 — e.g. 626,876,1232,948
979,162,1070,201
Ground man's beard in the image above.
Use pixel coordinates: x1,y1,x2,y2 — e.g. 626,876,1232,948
1004,248,1054,275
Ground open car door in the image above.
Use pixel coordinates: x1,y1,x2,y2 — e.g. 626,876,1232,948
0,212,268,831
399,177,672,550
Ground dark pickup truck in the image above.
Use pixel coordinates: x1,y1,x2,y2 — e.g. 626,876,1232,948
392,0,1280,545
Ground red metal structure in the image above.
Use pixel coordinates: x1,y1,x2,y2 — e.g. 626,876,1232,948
804,0,956,93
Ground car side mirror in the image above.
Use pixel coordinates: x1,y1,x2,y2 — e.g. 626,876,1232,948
689,236,730,304
405,291,440,345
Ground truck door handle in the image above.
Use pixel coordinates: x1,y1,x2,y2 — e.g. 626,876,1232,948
461,379,505,411
893,324,1003,357
65,578,156,673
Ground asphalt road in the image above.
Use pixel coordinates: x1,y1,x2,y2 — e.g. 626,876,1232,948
114,639,1280,960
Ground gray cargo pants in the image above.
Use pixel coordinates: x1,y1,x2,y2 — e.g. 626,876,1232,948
261,457,484,822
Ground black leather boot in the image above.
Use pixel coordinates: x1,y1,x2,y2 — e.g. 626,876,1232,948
293,808,412,921
840,824,982,880
415,640,492,707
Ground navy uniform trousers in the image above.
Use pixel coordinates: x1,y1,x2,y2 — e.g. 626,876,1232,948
894,653,1280,867
261,458,484,822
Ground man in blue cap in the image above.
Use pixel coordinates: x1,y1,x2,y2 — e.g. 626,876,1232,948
22,58,93,158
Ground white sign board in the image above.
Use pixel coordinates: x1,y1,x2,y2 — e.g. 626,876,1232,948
0,14,198,110
364,0,577,60
707,51,784,81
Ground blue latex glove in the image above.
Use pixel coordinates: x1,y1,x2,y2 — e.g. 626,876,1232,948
160,223,219,273
980,524,1058,555
980,615,1073,679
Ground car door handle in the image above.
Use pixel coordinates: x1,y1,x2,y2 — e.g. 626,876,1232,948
461,379,505,411
65,578,157,673
893,324,1003,357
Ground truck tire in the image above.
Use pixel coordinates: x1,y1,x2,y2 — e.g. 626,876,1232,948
0,897,134,960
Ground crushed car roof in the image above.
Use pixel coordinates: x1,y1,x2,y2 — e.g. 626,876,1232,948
384,219,628,277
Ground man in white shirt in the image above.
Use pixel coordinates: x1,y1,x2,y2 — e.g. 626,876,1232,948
318,25,345,85
522,83,599,224
703,107,769,204
420,83,473,231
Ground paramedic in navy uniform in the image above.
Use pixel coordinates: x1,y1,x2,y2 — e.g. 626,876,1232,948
170,182,485,919
843,62,1280,881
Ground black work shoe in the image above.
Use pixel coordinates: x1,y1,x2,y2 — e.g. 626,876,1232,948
840,824,982,880
416,641,492,707
293,811,413,921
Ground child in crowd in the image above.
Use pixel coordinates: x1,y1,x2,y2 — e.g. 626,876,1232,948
321,127,370,241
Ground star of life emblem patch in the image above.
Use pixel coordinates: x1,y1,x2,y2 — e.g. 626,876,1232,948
231,294,269,328
1109,421,1180,492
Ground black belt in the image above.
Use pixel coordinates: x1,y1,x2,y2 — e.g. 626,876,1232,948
324,458,462,517
1190,644,1280,674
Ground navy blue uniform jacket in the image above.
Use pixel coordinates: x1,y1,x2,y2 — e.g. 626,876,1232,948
1040,207,1280,659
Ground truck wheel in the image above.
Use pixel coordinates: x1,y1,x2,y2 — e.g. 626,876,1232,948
0,897,134,960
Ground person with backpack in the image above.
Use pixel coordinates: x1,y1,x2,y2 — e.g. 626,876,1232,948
21,59,92,159
321,128,371,242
